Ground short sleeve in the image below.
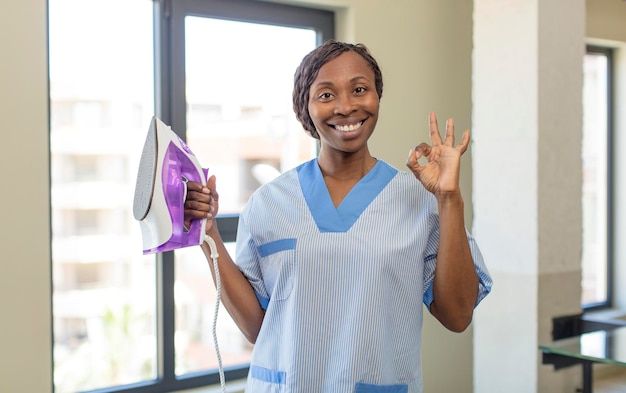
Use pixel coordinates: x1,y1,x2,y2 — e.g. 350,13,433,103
235,203,270,310
422,201,493,309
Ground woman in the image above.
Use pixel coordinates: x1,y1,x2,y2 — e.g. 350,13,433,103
184,40,491,393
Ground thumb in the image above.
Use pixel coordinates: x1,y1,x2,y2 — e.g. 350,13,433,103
207,175,218,199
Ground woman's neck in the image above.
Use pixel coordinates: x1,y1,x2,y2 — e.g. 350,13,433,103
317,148,377,181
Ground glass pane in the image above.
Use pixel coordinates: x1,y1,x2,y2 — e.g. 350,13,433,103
581,52,609,306
184,17,317,214
49,1,157,391
175,243,254,375
175,17,317,375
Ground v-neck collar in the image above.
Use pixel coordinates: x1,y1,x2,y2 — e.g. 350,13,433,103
297,159,397,233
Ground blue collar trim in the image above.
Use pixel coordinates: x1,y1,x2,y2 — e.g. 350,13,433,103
297,159,397,233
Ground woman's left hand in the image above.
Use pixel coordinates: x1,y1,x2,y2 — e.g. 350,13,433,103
406,112,470,196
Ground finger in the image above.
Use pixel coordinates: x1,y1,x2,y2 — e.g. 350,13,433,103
185,200,210,212
444,118,454,147
207,175,219,201
457,129,471,154
209,197,218,216
415,142,432,158
406,148,421,171
186,180,204,192
429,112,443,146
185,208,212,219
187,190,211,204
406,146,428,173
184,218,191,230
186,180,210,197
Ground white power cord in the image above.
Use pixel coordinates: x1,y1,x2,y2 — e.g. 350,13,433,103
203,235,226,393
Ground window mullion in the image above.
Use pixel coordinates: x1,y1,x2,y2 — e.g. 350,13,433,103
160,252,177,383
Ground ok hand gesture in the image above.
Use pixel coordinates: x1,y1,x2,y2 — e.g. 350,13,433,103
406,112,470,196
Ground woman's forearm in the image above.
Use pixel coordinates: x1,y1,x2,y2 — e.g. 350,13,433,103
430,192,478,332
201,224,265,343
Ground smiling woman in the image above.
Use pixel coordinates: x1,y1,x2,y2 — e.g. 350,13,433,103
184,40,492,392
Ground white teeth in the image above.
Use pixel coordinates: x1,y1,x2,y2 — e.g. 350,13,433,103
334,121,363,132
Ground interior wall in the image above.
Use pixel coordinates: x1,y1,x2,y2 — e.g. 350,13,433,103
0,0,474,392
0,1,52,392
473,0,584,391
587,0,626,42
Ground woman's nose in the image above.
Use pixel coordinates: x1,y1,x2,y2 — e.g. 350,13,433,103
333,93,356,115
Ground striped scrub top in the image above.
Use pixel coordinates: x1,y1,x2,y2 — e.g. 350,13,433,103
235,158,492,393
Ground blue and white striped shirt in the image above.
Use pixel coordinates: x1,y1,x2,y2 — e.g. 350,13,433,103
235,159,492,393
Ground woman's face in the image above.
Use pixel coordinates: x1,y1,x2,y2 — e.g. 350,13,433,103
307,51,380,156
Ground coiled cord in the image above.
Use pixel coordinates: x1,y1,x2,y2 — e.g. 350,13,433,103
203,235,225,392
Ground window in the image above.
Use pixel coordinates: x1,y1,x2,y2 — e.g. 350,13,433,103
581,46,613,309
50,1,157,392
50,0,333,392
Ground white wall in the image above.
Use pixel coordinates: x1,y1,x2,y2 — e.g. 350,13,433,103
473,0,584,391
0,1,52,392
472,1,540,389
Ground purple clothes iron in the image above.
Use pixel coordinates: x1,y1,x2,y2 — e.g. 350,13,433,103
133,116,226,391
133,116,209,254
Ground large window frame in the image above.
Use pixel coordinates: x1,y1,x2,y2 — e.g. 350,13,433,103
54,1,333,392
582,45,614,311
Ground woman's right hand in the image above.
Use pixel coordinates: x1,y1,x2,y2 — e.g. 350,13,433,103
187,177,263,343
184,175,219,234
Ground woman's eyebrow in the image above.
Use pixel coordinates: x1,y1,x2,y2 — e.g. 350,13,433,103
312,75,371,88
349,75,370,83
312,80,334,88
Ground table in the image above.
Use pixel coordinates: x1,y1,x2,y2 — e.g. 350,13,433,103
540,326,626,393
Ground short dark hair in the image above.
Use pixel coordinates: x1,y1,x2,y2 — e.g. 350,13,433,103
292,40,383,139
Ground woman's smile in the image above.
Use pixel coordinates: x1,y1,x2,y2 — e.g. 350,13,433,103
329,118,366,132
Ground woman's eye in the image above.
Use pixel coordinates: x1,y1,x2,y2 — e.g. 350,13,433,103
354,86,367,95
318,92,333,101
